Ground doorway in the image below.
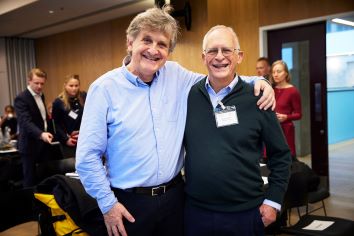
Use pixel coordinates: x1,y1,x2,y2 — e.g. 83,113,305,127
267,22,329,182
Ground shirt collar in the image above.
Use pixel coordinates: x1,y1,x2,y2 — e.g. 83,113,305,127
27,85,42,96
205,74,239,93
121,56,160,87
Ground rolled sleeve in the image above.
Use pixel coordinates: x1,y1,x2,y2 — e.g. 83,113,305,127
76,82,117,214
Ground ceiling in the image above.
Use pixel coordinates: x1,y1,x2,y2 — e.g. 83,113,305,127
0,0,155,38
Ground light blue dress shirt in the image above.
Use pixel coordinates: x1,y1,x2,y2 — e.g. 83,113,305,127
205,76,281,211
76,60,261,214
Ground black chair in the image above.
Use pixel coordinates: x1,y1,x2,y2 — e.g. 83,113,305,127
280,171,354,235
36,157,76,184
307,186,330,216
282,171,309,225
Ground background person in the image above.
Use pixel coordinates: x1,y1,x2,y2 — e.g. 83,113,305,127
0,105,18,140
52,74,86,158
256,57,271,80
184,25,291,236
76,5,275,236
270,60,302,158
14,68,54,187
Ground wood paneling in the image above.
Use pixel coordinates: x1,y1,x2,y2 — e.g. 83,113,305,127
111,15,135,67
36,22,113,104
207,0,260,75
169,0,208,74
34,0,354,104
259,0,354,26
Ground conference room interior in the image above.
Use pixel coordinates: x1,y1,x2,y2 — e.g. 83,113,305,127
1,0,354,235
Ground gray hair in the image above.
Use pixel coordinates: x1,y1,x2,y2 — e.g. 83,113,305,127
202,25,240,51
126,5,179,54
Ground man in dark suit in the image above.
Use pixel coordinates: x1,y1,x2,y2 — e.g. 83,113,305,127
14,68,54,187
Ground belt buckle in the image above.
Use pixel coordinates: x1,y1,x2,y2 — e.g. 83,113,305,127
152,185,166,196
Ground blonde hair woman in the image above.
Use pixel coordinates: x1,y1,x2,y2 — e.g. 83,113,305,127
52,74,86,157
270,60,302,157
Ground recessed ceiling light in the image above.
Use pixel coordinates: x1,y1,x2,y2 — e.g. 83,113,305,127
332,18,354,27
49,10,54,14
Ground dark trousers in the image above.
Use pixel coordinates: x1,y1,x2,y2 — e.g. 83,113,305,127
95,180,185,236
20,143,50,187
185,203,264,236
21,152,36,187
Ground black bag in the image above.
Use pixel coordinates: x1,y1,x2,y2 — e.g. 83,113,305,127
34,175,106,236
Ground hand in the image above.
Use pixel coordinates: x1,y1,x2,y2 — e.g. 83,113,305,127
40,132,53,143
70,130,79,140
104,202,135,236
66,137,77,146
276,113,287,123
254,80,275,110
259,204,277,227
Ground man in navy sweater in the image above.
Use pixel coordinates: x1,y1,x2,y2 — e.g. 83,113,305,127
184,25,292,236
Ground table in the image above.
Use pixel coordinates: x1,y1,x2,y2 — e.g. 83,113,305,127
0,148,22,191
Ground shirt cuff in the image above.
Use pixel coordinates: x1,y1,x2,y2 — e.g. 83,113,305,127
263,199,281,211
98,192,118,214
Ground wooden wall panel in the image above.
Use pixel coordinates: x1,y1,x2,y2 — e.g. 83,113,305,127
259,0,354,26
207,0,260,75
34,0,354,104
111,15,135,67
169,0,209,74
36,22,113,104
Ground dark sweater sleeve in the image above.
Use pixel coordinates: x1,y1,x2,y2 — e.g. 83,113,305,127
260,109,292,205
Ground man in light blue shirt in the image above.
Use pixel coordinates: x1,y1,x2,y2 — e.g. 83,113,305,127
76,5,274,236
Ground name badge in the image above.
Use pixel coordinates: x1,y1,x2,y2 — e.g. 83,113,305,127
214,102,238,128
68,110,78,120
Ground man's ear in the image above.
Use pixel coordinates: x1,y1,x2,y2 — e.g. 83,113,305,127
237,51,244,64
202,53,207,64
126,36,133,51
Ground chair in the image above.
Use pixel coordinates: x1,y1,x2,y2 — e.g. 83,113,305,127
280,171,354,235
36,157,75,184
282,171,309,225
307,186,330,216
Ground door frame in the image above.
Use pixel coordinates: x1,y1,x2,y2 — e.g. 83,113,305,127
268,22,328,178
258,10,354,181
259,12,354,181
258,11,354,57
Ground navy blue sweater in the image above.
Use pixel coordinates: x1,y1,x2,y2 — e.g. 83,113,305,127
184,78,291,212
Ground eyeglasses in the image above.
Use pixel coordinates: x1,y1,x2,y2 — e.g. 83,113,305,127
204,47,241,57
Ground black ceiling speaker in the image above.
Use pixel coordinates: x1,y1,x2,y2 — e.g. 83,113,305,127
155,0,192,31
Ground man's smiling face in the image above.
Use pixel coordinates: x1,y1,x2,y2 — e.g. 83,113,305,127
127,30,171,82
202,28,243,83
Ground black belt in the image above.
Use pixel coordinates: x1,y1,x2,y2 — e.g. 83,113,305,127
112,173,183,196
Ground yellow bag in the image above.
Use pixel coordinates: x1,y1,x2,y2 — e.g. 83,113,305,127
34,193,89,236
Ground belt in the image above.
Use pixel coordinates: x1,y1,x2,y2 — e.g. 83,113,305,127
112,173,183,196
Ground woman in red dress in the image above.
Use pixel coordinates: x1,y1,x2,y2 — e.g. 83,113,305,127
270,60,302,157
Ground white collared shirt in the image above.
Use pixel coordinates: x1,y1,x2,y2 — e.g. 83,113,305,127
27,86,47,131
